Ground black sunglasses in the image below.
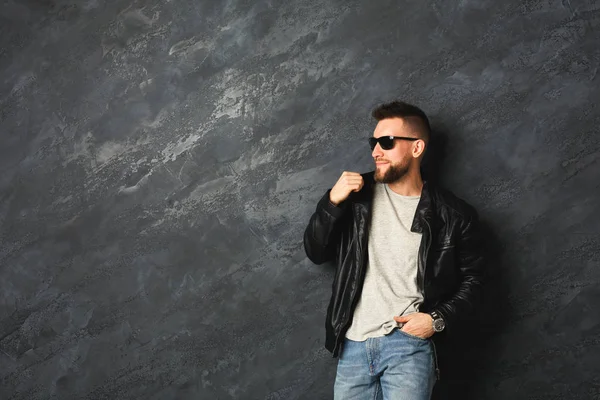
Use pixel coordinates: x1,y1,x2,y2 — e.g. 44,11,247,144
368,136,419,150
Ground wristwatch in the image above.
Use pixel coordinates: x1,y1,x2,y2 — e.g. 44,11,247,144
429,311,446,333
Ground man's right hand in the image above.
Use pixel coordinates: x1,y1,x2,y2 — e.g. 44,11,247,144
329,172,364,206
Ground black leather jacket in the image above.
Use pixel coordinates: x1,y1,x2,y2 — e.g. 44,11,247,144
303,172,485,357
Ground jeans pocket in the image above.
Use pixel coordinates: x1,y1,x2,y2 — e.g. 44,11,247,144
396,328,429,342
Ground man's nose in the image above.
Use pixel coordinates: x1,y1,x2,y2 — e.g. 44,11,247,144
372,143,383,158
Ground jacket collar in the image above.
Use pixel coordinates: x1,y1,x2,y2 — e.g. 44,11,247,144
358,171,435,234
410,180,435,234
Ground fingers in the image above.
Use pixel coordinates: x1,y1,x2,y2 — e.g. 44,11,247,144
394,313,419,323
394,314,434,338
394,315,409,323
329,171,364,205
338,171,362,184
338,172,363,191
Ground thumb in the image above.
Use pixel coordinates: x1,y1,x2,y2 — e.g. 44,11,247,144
394,315,411,323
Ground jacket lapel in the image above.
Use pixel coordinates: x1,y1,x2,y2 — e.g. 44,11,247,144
411,180,435,233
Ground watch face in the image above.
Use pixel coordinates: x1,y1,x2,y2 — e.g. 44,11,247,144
433,319,445,332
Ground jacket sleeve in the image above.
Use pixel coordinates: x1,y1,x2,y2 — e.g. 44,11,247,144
303,189,348,265
431,209,485,332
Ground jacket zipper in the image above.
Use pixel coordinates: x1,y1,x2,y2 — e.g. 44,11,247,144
422,218,432,291
334,204,370,356
431,336,440,381
423,218,440,381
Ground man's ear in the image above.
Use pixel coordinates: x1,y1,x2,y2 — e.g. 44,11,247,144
413,139,426,159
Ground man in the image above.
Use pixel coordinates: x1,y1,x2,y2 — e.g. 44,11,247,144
303,101,485,400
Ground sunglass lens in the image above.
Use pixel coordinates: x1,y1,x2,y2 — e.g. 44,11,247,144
368,137,395,150
379,137,394,150
368,138,377,150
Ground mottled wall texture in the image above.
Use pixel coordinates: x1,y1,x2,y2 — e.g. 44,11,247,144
1,0,599,399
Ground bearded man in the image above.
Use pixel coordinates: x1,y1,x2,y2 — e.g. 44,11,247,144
303,100,486,400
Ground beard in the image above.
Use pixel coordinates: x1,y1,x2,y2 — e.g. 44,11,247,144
374,160,410,183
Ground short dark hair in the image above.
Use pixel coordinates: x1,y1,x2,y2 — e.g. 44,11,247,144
371,101,431,144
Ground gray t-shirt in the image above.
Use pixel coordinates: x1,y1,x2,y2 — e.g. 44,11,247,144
345,182,423,341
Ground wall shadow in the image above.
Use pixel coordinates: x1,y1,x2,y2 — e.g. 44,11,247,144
423,128,511,399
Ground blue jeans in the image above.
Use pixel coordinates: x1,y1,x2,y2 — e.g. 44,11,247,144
334,328,438,400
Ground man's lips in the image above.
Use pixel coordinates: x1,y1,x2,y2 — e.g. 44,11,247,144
375,160,389,166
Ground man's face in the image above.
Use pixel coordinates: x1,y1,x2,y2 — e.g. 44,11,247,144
371,118,418,183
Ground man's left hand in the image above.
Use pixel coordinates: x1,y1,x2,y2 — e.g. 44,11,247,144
394,313,434,339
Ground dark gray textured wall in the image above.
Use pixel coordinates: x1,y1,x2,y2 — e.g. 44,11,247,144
1,0,599,399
